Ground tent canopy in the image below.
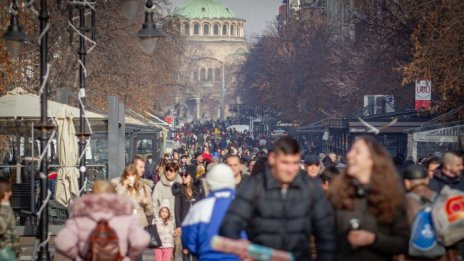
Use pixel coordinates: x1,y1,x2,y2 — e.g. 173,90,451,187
0,88,106,120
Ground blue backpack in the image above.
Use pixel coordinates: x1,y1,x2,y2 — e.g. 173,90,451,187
408,192,445,258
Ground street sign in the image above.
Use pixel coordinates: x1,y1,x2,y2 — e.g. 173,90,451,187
415,79,432,111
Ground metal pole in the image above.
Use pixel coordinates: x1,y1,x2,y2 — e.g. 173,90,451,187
37,0,51,259
220,62,225,120
78,4,87,188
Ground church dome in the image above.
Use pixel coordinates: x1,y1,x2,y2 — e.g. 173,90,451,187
175,0,242,20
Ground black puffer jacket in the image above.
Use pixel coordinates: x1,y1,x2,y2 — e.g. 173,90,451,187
172,180,205,228
219,167,337,261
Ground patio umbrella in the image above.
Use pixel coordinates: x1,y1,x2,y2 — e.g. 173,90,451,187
54,105,80,206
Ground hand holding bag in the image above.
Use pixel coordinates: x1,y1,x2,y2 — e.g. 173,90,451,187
145,220,162,249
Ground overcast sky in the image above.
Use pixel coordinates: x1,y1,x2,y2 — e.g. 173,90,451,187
170,0,282,38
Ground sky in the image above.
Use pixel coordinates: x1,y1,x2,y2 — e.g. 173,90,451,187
170,0,283,38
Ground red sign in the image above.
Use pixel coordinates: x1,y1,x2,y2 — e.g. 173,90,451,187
415,79,432,111
165,116,173,124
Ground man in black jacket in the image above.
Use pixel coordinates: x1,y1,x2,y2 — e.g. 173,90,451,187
220,137,337,261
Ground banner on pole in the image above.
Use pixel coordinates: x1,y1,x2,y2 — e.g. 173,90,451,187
415,79,432,111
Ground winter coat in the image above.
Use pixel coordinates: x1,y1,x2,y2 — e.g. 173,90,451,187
152,174,182,223
144,162,156,180
182,188,242,261
54,193,150,261
403,185,459,261
115,181,154,227
156,219,175,248
172,180,205,228
333,196,409,261
0,203,20,256
220,167,337,261
429,167,464,193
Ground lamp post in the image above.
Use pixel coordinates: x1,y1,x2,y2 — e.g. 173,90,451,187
137,0,164,54
35,0,53,259
2,0,26,57
69,1,96,189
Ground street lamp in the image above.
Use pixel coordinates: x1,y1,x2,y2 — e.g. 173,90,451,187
2,1,27,57
137,0,164,54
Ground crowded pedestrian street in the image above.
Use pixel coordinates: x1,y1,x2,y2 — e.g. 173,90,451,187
0,0,463,261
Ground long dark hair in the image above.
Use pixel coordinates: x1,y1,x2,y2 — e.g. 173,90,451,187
329,136,405,224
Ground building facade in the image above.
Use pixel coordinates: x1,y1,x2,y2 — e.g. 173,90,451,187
175,0,248,121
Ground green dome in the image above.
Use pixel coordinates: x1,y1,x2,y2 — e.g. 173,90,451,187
175,0,240,20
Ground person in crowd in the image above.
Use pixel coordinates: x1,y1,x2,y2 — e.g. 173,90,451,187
194,152,206,178
250,156,267,176
172,165,205,260
247,158,257,174
154,201,175,261
153,162,183,219
224,154,247,188
145,155,156,181
154,158,169,185
179,155,189,168
115,164,154,228
429,151,464,193
132,155,155,190
220,137,336,261
402,164,459,261
328,136,409,261
55,180,149,260
426,157,441,179
0,177,20,258
304,154,323,182
152,161,183,260
321,166,340,193
182,164,242,260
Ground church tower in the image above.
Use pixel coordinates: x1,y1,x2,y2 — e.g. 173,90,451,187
175,0,248,120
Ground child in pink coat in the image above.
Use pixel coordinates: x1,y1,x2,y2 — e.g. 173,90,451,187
154,201,175,261
54,181,149,261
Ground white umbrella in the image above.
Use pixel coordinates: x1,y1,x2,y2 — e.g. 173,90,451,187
54,105,80,206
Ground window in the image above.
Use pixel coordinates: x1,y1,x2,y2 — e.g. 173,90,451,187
194,23,200,35
207,69,213,81
192,71,198,81
213,24,220,35
184,23,190,35
200,68,206,81
215,68,221,81
203,24,210,35
222,24,228,35
231,24,235,36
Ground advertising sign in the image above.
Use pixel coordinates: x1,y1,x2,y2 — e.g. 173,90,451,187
415,79,432,111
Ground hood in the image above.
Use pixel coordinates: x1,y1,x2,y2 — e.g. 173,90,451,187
71,193,133,221
160,174,182,186
171,182,182,196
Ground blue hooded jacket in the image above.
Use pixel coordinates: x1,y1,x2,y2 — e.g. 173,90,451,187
181,188,241,261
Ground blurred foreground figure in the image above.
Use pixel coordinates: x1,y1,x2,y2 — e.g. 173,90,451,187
0,177,20,259
181,164,243,261
220,137,336,261
329,136,409,261
55,180,149,261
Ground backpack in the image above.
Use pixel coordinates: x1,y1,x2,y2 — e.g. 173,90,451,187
85,220,124,261
432,185,464,246
408,192,445,258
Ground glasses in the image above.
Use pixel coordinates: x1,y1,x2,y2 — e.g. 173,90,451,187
167,169,176,173
181,173,190,178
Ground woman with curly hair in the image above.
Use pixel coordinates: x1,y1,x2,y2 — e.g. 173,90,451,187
329,136,409,261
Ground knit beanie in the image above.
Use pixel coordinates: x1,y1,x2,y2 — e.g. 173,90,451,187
206,163,235,191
